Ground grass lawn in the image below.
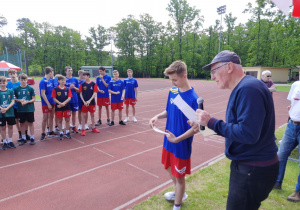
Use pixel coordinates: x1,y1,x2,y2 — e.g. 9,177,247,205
132,125,300,210
277,86,291,92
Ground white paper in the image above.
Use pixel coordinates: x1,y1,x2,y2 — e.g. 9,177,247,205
152,126,170,137
173,94,199,124
271,0,292,16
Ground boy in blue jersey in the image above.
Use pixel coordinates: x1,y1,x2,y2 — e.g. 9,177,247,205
65,66,79,133
52,73,60,132
149,61,199,210
77,70,89,131
108,70,126,126
39,67,55,141
95,66,111,126
0,76,16,150
124,69,138,123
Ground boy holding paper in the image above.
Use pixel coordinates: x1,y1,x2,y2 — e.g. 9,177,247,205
149,61,199,210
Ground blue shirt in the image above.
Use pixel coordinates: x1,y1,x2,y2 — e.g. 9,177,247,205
53,77,59,88
7,80,20,109
39,77,55,105
124,77,138,99
108,79,125,103
65,77,79,103
96,75,111,98
163,87,198,159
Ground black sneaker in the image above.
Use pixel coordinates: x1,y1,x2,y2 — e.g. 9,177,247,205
59,134,63,140
30,138,35,145
119,120,126,125
107,119,110,125
40,133,46,141
65,133,72,139
19,139,27,146
2,143,8,150
26,134,30,140
109,121,114,126
48,131,56,137
17,137,23,142
95,120,102,126
8,142,16,148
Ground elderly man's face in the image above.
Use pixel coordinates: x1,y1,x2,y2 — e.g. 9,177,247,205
210,62,230,89
262,73,272,82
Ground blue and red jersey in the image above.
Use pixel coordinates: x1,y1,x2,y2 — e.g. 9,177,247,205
124,77,138,99
65,76,79,103
39,77,55,105
108,79,125,103
96,75,111,98
51,86,72,111
79,81,98,105
163,87,198,160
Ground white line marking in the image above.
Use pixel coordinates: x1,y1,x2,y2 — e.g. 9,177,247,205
127,163,159,178
132,139,145,144
106,130,115,134
71,137,85,144
93,147,114,157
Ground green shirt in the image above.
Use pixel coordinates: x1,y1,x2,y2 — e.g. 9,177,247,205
0,89,15,118
14,85,35,113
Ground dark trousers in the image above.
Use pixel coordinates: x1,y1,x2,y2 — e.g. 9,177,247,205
226,160,279,210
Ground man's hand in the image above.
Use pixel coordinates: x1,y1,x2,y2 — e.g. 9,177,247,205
196,109,211,127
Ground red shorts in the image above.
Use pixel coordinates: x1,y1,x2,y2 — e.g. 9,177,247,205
56,110,71,119
97,98,110,106
161,147,191,178
42,104,55,113
124,98,137,106
111,102,124,110
81,105,96,113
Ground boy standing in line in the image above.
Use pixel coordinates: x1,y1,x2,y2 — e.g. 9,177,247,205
124,69,138,123
95,67,111,126
108,70,126,126
77,70,89,131
14,73,36,146
39,67,55,141
51,75,72,140
65,66,79,133
149,61,199,210
0,76,16,150
79,71,100,136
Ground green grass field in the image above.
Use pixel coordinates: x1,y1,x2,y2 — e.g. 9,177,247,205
277,86,291,92
132,125,300,210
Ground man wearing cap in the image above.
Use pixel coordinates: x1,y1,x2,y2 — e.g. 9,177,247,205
273,68,300,202
193,50,279,209
261,70,276,94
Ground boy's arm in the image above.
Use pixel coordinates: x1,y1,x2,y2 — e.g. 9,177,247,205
2,99,15,113
53,98,63,106
149,110,167,128
135,87,138,101
80,93,87,105
101,76,109,88
88,92,97,104
121,89,125,100
63,97,71,105
28,95,36,103
166,127,199,143
41,89,52,108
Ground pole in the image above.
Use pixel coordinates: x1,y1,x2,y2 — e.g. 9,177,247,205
23,50,27,74
111,39,113,71
5,47,8,61
219,13,222,53
19,49,23,70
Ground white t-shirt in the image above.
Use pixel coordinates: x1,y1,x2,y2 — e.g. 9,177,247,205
288,81,300,121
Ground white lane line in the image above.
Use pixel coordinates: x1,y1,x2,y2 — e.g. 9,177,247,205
71,137,85,144
127,163,159,179
0,145,162,203
106,130,115,134
93,147,114,157
132,139,145,144
204,138,224,144
193,141,222,149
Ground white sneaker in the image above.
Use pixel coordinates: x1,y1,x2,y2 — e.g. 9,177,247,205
78,124,82,131
164,191,188,201
85,124,89,130
124,117,129,123
132,116,137,122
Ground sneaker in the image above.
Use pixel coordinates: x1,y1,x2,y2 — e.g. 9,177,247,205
92,127,100,133
124,117,129,123
26,134,30,140
8,142,16,148
85,124,90,130
95,120,102,126
81,129,86,136
132,116,137,122
30,138,35,145
40,133,46,141
17,137,23,142
55,126,59,132
2,143,8,150
109,121,114,126
287,191,300,202
107,119,110,125
273,184,282,190
78,124,82,131
164,192,188,201
59,134,63,140
72,127,79,133
66,132,72,139
19,139,27,146
48,131,56,137
119,120,126,125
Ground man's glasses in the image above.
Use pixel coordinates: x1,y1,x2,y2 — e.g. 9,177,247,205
267,75,272,77
211,63,228,75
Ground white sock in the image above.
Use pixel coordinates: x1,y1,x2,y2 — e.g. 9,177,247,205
8,138,12,143
3,139,7,143
30,135,34,139
66,130,69,134
173,205,181,210
22,134,26,140
60,131,63,135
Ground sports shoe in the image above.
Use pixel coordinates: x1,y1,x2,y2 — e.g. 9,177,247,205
48,131,56,137
287,191,300,202
119,120,126,125
78,124,82,131
164,192,188,201
109,121,114,126
273,184,282,190
132,116,137,122
124,117,129,123
55,126,59,132
19,139,27,146
81,129,86,136
46,127,50,136
95,120,102,126
17,137,23,142
30,138,35,145
85,124,90,130
92,127,100,133
66,132,72,139
59,134,63,140
8,142,16,148
72,126,79,133
2,143,8,150
1,140,3,145
26,134,30,140
40,133,46,141
107,119,110,125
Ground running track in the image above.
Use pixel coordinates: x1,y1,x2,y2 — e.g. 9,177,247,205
0,79,289,210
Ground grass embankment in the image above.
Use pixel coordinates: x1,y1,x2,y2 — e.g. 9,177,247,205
277,86,291,92
132,125,299,210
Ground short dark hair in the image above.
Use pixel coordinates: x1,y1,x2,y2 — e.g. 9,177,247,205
18,73,28,80
45,67,54,75
65,66,72,71
83,71,90,77
56,74,65,81
0,76,7,83
99,66,105,71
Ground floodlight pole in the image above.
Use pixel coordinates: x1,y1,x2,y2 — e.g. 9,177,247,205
5,47,8,61
217,5,226,53
108,35,114,72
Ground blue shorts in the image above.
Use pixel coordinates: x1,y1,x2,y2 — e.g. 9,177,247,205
70,103,79,111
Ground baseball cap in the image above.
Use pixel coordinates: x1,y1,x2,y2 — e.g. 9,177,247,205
202,50,241,70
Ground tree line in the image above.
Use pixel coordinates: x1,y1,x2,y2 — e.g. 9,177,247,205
0,0,299,78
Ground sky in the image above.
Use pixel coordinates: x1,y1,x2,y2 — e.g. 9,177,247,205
1,0,259,37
